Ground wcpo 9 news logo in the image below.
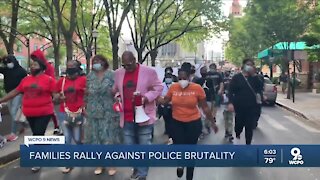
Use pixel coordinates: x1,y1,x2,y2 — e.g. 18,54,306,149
288,147,304,165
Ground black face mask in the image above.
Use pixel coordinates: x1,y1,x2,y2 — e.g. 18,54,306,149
66,68,79,76
30,68,42,76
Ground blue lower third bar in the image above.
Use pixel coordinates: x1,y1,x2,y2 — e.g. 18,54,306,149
20,145,320,167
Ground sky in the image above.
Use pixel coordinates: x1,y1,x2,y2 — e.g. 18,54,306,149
205,0,248,55
121,0,248,58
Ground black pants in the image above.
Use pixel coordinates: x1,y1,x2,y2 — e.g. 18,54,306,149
162,106,173,138
27,115,51,136
172,119,202,180
235,107,257,145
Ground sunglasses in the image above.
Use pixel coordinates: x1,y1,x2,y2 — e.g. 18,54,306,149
122,63,133,68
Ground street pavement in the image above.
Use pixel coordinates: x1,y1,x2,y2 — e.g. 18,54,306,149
1,106,320,180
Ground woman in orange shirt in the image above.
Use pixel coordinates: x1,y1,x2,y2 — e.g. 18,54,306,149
158,63,218,180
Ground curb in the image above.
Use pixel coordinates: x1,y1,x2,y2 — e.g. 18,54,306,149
0,129,54,166
275,101,308,120
0,150,19,166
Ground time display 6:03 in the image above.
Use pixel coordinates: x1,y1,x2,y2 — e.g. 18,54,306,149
263,149,277,155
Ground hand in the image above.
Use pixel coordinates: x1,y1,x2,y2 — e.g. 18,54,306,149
227,104,234,112
218,90,223,95
157,97,165,105
211,123,219,134
263,95,267,101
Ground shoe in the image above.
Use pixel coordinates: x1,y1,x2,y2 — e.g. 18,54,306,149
138,177,146,180
31,167,41,173
108,168,117,176
177,167,184,178
6,134,18,142
53,128,60,135
62,167,73,174
229,136,234,143
94,167,104,175
130,170,139,180
167,138,173,145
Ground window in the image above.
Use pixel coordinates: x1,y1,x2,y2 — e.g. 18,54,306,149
161,43,177,57
16,43,22,52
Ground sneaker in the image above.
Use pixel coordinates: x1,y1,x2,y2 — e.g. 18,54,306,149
31,167,41,173
6,134,18,142
167,138,173,145
0,136,6,148
177,167,184,178
53,128,60,135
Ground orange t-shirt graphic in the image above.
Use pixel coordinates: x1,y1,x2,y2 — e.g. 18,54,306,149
166,83,206,122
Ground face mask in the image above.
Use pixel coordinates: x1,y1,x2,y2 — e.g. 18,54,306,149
209,68,216,72
201,73,207,77
179,80,189,89
244,65,253,73
30,68,42,76
66,68,79,76
92,63,102,71
165,78,173,84
166,71,172,74
7,63,14,69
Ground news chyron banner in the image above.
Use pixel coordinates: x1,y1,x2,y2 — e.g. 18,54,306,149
20,137,319,167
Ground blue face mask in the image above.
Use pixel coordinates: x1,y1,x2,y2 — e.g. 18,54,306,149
92,63,102,71
165,78,173,84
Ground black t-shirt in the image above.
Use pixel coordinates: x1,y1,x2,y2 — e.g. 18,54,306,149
206,71,223,95
195,77,214,101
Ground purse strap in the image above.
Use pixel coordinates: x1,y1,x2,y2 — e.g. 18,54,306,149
61,77,82,114
241,73,257,97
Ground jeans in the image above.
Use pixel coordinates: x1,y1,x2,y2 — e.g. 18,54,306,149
58,112,82,144
7,95,22,134
123,122,153,177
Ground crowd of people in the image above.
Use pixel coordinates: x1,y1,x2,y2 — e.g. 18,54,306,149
0,49,265,180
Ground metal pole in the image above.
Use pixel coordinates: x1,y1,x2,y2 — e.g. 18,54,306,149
293,50,296,103
27,39,30,71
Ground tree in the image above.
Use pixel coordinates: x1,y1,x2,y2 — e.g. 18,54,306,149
103,0,135,70
126,0,224,66
74,0,106,73
53,0,77,62
230,0,317,99
0,0,21,54
19,0,62,75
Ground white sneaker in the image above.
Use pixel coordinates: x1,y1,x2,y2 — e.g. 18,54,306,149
167,138,173,145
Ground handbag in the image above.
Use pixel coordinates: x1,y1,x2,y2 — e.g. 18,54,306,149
61,78,83,126
15,106,26,123
242,74,262,104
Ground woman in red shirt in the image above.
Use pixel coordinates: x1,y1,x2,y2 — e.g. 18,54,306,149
55,60,86,174
0,58,56,173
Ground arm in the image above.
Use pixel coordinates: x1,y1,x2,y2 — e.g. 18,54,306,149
0,89,20,103
157,95,171,105
199,99,218,133
227,76,237,112
143,70,163,103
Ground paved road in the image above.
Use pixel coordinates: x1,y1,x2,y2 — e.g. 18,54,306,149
1,106,320,180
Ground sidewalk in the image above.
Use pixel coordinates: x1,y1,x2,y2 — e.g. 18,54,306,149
276,91,320,125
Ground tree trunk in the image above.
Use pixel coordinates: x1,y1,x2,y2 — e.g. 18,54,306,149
112,40,119,70
65,36,73,62
85,51,92,74
150,49,158,67
53,45,60,76
137,49,143,64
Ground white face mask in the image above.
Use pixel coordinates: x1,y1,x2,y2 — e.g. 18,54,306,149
179,80,189,89
7,62,14,69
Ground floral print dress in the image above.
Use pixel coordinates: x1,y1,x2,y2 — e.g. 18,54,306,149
84,70,122,144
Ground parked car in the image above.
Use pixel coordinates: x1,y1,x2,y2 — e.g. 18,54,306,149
263,77,277,106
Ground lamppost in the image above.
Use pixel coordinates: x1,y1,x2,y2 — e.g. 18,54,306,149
92,29,99,55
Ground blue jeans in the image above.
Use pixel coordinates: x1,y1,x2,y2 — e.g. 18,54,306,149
8,95,22,134
58,112,82,144
123,122,153,177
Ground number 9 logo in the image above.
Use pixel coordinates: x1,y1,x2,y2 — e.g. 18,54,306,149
291,147,302,160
